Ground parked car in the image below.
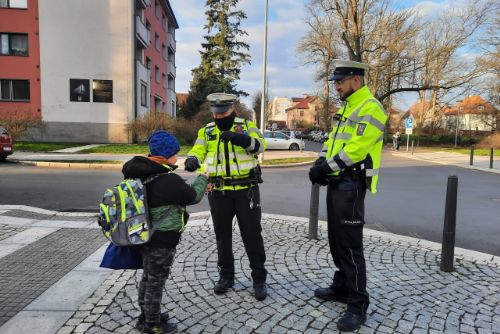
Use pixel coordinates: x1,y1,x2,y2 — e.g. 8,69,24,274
0,127,13,161
263,131,304,150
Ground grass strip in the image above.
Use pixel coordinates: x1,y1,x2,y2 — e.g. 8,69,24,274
31,160,123,164
14,142,88,152
79,144,191,156
261,157,315,165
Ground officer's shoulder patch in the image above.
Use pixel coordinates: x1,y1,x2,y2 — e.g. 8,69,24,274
357,123,367,136
206,122,215,127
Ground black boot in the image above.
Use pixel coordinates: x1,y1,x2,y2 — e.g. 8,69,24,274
314,286,348,303
337,311,367,332
253,283,267,301
214,278,234,294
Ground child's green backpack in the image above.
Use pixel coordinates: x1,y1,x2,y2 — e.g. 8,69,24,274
98,178,157,246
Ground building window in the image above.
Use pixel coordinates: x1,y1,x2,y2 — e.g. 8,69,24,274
172,101,175,115
0,33,28,56
155,33,160,51
140,82,147,107
155,66,159,83
155,0,160,18
146,57,151,70
0,0,28,9
0,79,30,101
162,74,166,88
163,16,168,33
154,97,162,112
478,105,484,111
300,110,304,117
162,44,167,60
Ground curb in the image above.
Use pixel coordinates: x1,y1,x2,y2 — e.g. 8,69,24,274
16,160,314,170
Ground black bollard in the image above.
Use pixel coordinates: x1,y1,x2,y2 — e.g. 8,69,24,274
490,147,494,169
441,175,458,272
309,183,320,240
470,145,474,166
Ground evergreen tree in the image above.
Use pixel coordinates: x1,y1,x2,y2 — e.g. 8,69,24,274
180,0,250,118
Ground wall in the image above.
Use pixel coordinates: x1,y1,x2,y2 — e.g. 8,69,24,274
38,0,133,143
0,0,41,119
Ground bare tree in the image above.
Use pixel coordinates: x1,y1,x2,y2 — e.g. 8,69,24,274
302,0,494,110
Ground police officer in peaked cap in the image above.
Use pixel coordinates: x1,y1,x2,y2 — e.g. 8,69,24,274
309,59,388,331
184,92,269,301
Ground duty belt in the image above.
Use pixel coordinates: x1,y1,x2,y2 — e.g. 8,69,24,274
209,176,259,188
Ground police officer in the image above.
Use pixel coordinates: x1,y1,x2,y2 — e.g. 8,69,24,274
184,93,268,300
309,60,388,331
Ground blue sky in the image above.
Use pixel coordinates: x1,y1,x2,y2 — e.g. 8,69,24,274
170,0,474,111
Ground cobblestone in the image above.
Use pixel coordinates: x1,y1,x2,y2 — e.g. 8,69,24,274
16,215,498,334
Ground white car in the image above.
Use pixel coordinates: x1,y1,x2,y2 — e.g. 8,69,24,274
263,131,304,150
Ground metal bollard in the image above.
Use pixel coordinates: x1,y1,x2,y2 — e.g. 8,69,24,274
411,140,414,155
440,175,458,272
309,183,320,240
470,145,474,166
490,147,494,169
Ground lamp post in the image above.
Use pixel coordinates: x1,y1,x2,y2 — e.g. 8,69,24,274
258,0,269,163
259,0,269,136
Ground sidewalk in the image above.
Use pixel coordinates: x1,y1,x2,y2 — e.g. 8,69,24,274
392,149,500,174
0,206,498,333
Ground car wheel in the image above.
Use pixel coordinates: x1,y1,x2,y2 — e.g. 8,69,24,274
0,155,6,162
289,143,299,151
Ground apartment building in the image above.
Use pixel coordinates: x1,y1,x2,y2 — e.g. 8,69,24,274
0,0,178,143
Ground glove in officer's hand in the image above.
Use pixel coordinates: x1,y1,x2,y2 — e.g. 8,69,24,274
309,161,331,186
220,131,251,148
184,157,200,172
314,157,326,166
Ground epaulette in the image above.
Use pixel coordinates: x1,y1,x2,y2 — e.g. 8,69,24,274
234,117,245,124
206,122,215,128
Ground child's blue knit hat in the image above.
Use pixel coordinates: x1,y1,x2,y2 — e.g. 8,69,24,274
148,130,180,159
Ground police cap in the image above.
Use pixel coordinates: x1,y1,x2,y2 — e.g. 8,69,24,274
207,93,237,113
329,59,369,81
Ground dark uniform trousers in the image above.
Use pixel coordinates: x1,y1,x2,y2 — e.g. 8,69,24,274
208,186,267,284
326,176,370,315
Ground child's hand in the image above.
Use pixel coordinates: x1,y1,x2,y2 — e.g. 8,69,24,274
205,183,213,194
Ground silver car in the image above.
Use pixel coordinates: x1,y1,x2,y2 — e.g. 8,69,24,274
263,131,304,150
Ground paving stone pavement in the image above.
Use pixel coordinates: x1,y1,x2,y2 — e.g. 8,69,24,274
49,215,500,334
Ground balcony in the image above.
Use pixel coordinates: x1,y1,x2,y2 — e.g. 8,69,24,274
136,60,149,84
168,62,176,78
136,16,149,48
136,0,150,9
167,33,176,52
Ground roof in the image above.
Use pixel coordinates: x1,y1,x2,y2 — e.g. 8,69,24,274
176,93,188,106
286,95,318,111
446,96,497,115
162,0,179,29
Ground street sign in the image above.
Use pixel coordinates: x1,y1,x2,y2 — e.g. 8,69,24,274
405,118,413,129
405,128,413,135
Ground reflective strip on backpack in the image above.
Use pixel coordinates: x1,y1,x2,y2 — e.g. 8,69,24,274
99,203,110,223
117,186,126,222
124,180,141,214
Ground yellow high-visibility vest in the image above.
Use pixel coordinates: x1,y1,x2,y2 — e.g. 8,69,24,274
187,117,267,191
320,86,388,193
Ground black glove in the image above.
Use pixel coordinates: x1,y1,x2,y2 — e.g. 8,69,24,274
309,161,331,186
314,157,326,166
220,131,252,148
184,157,200,172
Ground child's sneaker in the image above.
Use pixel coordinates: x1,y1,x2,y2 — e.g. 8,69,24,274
142,321,177,334
136,313,169,332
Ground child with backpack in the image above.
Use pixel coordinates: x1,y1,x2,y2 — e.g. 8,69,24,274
122,130,208,334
